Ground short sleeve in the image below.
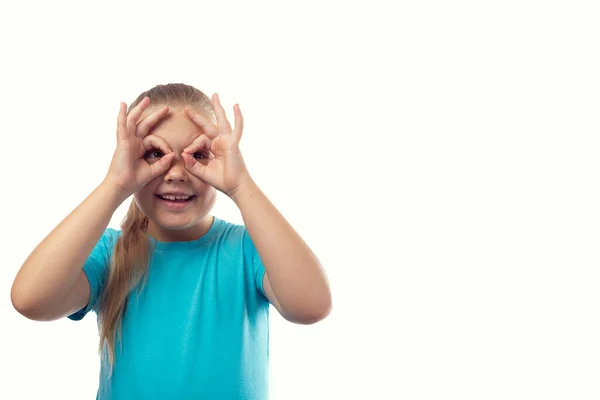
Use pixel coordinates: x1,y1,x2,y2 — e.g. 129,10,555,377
242,227,267,299
67,228,120,321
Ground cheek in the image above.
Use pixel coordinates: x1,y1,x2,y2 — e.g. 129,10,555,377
195,179,217,192
133,190,156,210
135,180,159,198
133,193,146,209
193,185,216,202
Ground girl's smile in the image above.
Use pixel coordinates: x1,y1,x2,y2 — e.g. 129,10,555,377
154,193,197,210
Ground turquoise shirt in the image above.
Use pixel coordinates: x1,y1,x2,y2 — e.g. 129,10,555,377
68,216,270,399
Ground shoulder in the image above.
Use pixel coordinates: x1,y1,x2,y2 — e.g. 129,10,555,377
89,228,122,261
102,227,122,248
211,218,258,260
105,227,122,240
214,217,249,243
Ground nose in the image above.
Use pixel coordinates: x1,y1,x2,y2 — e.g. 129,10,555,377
163,152,188,182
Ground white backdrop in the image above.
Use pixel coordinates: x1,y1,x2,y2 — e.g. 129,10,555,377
1,1,599,399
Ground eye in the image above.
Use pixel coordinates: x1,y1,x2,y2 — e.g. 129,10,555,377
144,149,164,159
144,148,207,160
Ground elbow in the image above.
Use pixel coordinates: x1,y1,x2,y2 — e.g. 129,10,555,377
287,294,332,325
11,285,33,318
305,302,332,324
11,284,47,321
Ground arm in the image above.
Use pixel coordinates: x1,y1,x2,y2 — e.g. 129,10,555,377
231,178,332,324
11,180,128,321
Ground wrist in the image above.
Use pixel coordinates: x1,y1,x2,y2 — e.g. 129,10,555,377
100,179,131,205
228,177,257,204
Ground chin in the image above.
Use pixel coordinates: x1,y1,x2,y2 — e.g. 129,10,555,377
153,214,199,230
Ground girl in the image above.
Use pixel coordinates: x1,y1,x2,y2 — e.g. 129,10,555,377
11,83,332,399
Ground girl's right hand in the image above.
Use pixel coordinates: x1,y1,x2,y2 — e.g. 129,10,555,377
104,97,175,198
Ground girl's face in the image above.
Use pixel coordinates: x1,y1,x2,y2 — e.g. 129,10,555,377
133,104,217,242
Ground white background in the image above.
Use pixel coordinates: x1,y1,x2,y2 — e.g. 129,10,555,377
1,1,599,399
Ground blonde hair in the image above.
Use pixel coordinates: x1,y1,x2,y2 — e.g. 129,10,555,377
97,83,215,372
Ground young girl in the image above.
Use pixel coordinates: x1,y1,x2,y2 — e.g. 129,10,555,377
11,83,332,399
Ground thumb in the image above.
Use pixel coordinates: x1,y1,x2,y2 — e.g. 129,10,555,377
182,153,207,180
148,152,175,179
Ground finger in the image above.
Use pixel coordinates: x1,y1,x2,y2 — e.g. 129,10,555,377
142,134,172,156
212,93,232,133
116,102,127,142
126,97,150,139
232,103,243,142
148,152,175,179
182,152,207,180
136,105,170,138
184,106,219,139
182,134,212,156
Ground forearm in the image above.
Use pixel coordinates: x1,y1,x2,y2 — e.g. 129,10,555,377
231,178,331,320
11,180,128,314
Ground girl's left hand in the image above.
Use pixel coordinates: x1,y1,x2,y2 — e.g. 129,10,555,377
182,93,252,198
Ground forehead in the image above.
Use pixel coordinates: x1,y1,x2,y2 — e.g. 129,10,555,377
140,105,214,146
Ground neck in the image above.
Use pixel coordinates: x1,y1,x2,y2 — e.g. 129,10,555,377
148,215,214,243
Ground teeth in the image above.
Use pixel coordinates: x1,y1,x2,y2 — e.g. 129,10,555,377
161,195,191,200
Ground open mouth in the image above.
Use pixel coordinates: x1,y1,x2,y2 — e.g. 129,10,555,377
156,194,195,202
155,194,196,208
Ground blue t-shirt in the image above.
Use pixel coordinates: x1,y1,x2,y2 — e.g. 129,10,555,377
68,216,270,399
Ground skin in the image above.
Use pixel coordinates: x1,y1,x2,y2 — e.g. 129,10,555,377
11,94,330,324
132,94,331,324
133,104,217,243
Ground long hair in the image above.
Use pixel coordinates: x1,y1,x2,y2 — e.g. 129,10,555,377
97,83,215,372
